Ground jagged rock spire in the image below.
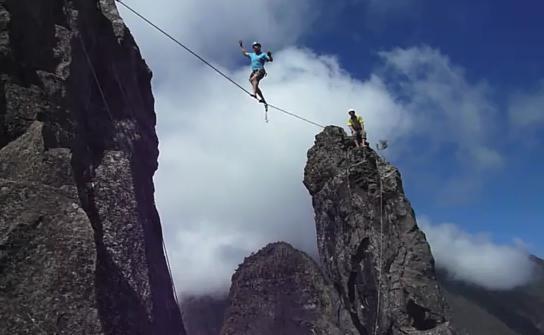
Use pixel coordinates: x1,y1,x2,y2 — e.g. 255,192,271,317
219,126,456,335
304,126,456,335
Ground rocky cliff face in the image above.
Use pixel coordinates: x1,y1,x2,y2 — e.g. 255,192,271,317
221,242,358,335
0,0,185,334
303,126,455,335
213,127,456,335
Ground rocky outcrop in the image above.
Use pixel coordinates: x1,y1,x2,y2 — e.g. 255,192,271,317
221,242,358,335
215,127,456,335
303,126,455,335
0,0,185,334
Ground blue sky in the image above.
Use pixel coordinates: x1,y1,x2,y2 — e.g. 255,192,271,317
307,0,544,87
119,0,543,293
298,0,544,256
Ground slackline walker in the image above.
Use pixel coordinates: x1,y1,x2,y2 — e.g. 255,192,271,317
115,0,325,129
238,41,272,106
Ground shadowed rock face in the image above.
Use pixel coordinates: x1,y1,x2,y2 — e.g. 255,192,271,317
303,126,456,335
182,294,229,335
0,0,185,334
220,242,358,335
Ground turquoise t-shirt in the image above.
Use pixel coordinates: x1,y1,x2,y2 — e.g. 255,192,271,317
248,52,270,70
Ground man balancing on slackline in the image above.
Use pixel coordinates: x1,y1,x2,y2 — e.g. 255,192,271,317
239,40,273,105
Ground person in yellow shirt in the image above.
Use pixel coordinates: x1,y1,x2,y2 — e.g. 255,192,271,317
347,108,367,148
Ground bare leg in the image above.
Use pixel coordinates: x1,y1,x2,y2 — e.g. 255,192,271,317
252,78,266,102
351,132,360,148
250,76,259,99
256,85,265,103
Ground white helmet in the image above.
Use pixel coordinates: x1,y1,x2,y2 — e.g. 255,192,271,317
348,108,356,114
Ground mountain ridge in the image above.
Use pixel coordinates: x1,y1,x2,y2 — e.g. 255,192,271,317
181,254,544,335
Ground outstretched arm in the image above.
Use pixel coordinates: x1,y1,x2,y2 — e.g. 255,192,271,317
267,51,274,62
239,40,249,57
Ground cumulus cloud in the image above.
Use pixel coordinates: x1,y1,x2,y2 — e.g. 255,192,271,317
420,218,536,290
116,0,341,294
154,47,409,294
118,1,507,294
508,81,544,130
379,46,502,169
118,0,317,69
379,46,503,201
154,45,501,294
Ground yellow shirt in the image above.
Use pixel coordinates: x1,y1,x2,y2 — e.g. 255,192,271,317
347,115,364,128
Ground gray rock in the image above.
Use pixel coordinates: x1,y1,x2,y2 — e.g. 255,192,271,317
221,242,358,335
0,0,185,334
215,126,457,335
303,126,456,335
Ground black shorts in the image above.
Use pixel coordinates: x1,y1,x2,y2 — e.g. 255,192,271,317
250,69,266,81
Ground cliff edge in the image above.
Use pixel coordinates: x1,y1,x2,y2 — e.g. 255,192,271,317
0,0,185,334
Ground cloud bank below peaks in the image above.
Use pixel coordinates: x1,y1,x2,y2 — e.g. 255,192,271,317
420,218,536,290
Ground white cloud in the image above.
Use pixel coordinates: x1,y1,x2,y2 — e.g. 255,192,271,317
420,218,536,290
379,46,501,169
117,0,508,294
378,46,503,201
118,0,317,68
153,47,409,293
509,81,544,129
